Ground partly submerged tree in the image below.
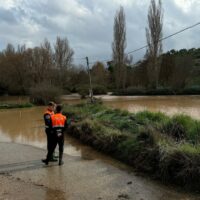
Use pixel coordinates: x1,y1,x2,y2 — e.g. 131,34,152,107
146,0,163,89
112,6,127,90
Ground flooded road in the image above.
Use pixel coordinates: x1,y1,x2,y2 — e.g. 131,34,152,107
0,97,200,199
0,106,97,159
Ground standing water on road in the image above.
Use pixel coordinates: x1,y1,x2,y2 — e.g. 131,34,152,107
0,106,92,158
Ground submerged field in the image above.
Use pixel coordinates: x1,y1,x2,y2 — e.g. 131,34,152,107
63,103,200,192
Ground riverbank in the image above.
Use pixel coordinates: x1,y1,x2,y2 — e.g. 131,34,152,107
64,103,200,192
0,102,33,109
113,86,200,96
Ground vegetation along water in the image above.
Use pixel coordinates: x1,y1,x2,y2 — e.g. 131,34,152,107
63,102,200,192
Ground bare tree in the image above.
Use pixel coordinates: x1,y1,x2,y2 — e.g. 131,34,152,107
54,37,74,70
112,6,127,90
41,38,53,70
146,0,163,89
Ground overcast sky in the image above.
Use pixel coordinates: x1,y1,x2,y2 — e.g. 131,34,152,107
0,0,200,65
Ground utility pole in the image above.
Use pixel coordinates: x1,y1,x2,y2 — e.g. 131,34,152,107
86,56,93,103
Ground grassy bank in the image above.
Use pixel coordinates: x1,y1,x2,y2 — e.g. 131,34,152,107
63,103,200,192
113,86,200,96
0,102,33,109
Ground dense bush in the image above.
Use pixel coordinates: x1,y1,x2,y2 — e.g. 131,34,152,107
181,85,200,95
113,87,145,95
76,85,88,98
76,84,107,98
29,83,62,105
92,84,107,95
113,87,176,95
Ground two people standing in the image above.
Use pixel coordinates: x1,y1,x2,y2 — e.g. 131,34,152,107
42,102,67,166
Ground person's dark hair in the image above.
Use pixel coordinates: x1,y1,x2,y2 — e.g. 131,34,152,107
56,104,62,113
48,101,55,106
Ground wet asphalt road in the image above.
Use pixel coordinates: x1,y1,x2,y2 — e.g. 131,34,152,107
0,142,199,200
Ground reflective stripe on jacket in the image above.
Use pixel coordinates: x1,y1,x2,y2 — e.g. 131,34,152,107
51,113,66,128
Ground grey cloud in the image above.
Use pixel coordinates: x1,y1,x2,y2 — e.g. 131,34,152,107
0,0,199,65
0,8,17,24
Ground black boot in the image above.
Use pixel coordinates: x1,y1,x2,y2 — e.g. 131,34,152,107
50,153,58,162
59,152,64,166
41,158,49,165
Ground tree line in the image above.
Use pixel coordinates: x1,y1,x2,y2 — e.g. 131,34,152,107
0,0,200,99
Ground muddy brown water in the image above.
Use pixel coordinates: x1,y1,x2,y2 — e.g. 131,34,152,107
0,106,128,168
63,94,200,119
1,95,200,199
1,95,200,161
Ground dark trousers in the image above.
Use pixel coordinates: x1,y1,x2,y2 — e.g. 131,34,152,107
46,133,64,161
45,129,52,151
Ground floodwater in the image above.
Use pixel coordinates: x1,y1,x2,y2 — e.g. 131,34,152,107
0,106,129,166
1,94,200,160
102,95,200,119
63,94,200,119
0,106,93,159
0,95,200,199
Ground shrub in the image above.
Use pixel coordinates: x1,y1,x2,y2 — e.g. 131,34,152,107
76,84,107,98
92,84,107,95
29,83,63,105
146,87,174,95
163,114,200,143
125,87,146,95
181,85,200,95
76,85,89,98
159,150,200,190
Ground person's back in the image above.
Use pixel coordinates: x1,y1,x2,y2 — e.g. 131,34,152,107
42,104,67,165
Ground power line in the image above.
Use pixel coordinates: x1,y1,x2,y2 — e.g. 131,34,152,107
86,21,200,65
127,21,200,55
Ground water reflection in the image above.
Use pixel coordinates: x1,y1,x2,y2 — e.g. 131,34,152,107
0,107,83,157
103,95,200,119
0,107,46,147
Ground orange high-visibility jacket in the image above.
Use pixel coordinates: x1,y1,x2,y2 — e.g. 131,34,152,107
44,110,54,116
44,110,54,129
51,113,66,128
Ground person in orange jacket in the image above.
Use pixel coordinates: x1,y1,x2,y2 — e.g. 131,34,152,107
42,101,58,162
42,104,67,165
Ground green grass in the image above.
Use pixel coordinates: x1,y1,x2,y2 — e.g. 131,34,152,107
0,102,33,109
177,143,200,154
65,103,200,191
162,114,200,144
64,103,200,144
